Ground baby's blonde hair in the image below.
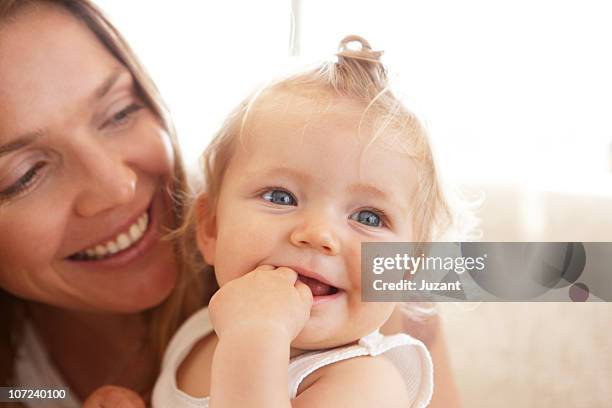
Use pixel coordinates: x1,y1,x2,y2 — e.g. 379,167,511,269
179,36,455,319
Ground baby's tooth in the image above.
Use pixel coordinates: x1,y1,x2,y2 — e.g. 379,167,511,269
86,249,96,257
106,241,119,254
95,245,107,257
129,224,142,241
117,233,131,250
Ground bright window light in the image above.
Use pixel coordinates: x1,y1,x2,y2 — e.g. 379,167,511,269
97,1,612,191
299,0,612,186
97,0,291,167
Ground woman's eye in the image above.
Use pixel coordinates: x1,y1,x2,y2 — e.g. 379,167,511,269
0,162,46,200
261,189,297,206
350,209,383,227
102,103,143,129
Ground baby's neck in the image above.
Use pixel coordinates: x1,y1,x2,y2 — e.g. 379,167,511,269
289,338,360,359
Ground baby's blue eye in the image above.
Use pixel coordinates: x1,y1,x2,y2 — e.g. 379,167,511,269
350,210,382,227
262,189,297,206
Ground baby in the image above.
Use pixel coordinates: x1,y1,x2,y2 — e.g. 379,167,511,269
152,35,451,408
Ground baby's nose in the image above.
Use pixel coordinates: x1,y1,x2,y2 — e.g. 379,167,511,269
290,218,341,255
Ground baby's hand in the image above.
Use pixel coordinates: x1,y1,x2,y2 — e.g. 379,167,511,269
209,265,313,343
82,385,145,408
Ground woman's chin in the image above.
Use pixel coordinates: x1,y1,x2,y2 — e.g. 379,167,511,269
62,253,179,314
108,258,178,313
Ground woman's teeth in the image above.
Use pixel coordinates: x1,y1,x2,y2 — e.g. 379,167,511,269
71,212,149,261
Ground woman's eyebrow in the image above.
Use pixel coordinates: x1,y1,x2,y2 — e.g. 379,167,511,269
93,68,130,101
0,131,44,158
0,69,131,157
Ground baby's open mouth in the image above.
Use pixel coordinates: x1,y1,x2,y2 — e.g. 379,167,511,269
297,274,339,297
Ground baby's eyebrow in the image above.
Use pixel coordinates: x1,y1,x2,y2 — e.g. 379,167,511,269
245,167,409,212
347,182,408,212
348,182,389,199
247,166,312,183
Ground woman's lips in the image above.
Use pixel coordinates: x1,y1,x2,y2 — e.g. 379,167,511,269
68,209,150,261
65,193,161,268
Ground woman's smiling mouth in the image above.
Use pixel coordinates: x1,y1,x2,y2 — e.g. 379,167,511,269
66,191,158,264
68,209,150,261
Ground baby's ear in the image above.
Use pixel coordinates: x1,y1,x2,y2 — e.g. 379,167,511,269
195,193,217,265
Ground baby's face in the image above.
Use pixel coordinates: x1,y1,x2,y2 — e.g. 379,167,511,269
202,91,418,351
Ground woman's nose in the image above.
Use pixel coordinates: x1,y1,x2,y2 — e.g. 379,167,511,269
290,214,341,255
74,151,138,217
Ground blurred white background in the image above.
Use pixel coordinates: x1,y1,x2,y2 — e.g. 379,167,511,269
99,0,612,187
97,2,612,406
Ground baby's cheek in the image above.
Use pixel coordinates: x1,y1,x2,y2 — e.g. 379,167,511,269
214,231,261,285
346,242,363,289
359,302,397,333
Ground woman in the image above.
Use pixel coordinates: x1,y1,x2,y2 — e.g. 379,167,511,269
0,1,459,406
0,0,210,404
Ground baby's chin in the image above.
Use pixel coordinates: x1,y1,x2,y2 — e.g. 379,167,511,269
290,316,388,353
290,299,398,354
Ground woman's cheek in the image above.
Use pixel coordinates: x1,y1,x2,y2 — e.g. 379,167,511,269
124,117,174,178
158,128,175,172
0,208,65,296
152,127,175,176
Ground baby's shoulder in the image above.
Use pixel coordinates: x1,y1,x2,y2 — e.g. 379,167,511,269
295,354,412,408
165,308,217,397
175,332,217,397
153,307,216,405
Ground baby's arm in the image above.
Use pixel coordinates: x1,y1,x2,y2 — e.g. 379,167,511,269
203,265,411,408
207,265,312,408
209,324,294,408
210,341,412,408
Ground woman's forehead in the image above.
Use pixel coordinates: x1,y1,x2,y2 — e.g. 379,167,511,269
0,2,124,136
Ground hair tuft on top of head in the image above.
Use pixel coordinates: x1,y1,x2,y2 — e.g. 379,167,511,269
333,35,388,95
336,35,383,63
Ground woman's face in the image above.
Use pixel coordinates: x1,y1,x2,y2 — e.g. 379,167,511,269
0,4,178,313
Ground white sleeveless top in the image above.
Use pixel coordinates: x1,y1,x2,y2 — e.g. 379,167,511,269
14,323,81,408
152,308,434,407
